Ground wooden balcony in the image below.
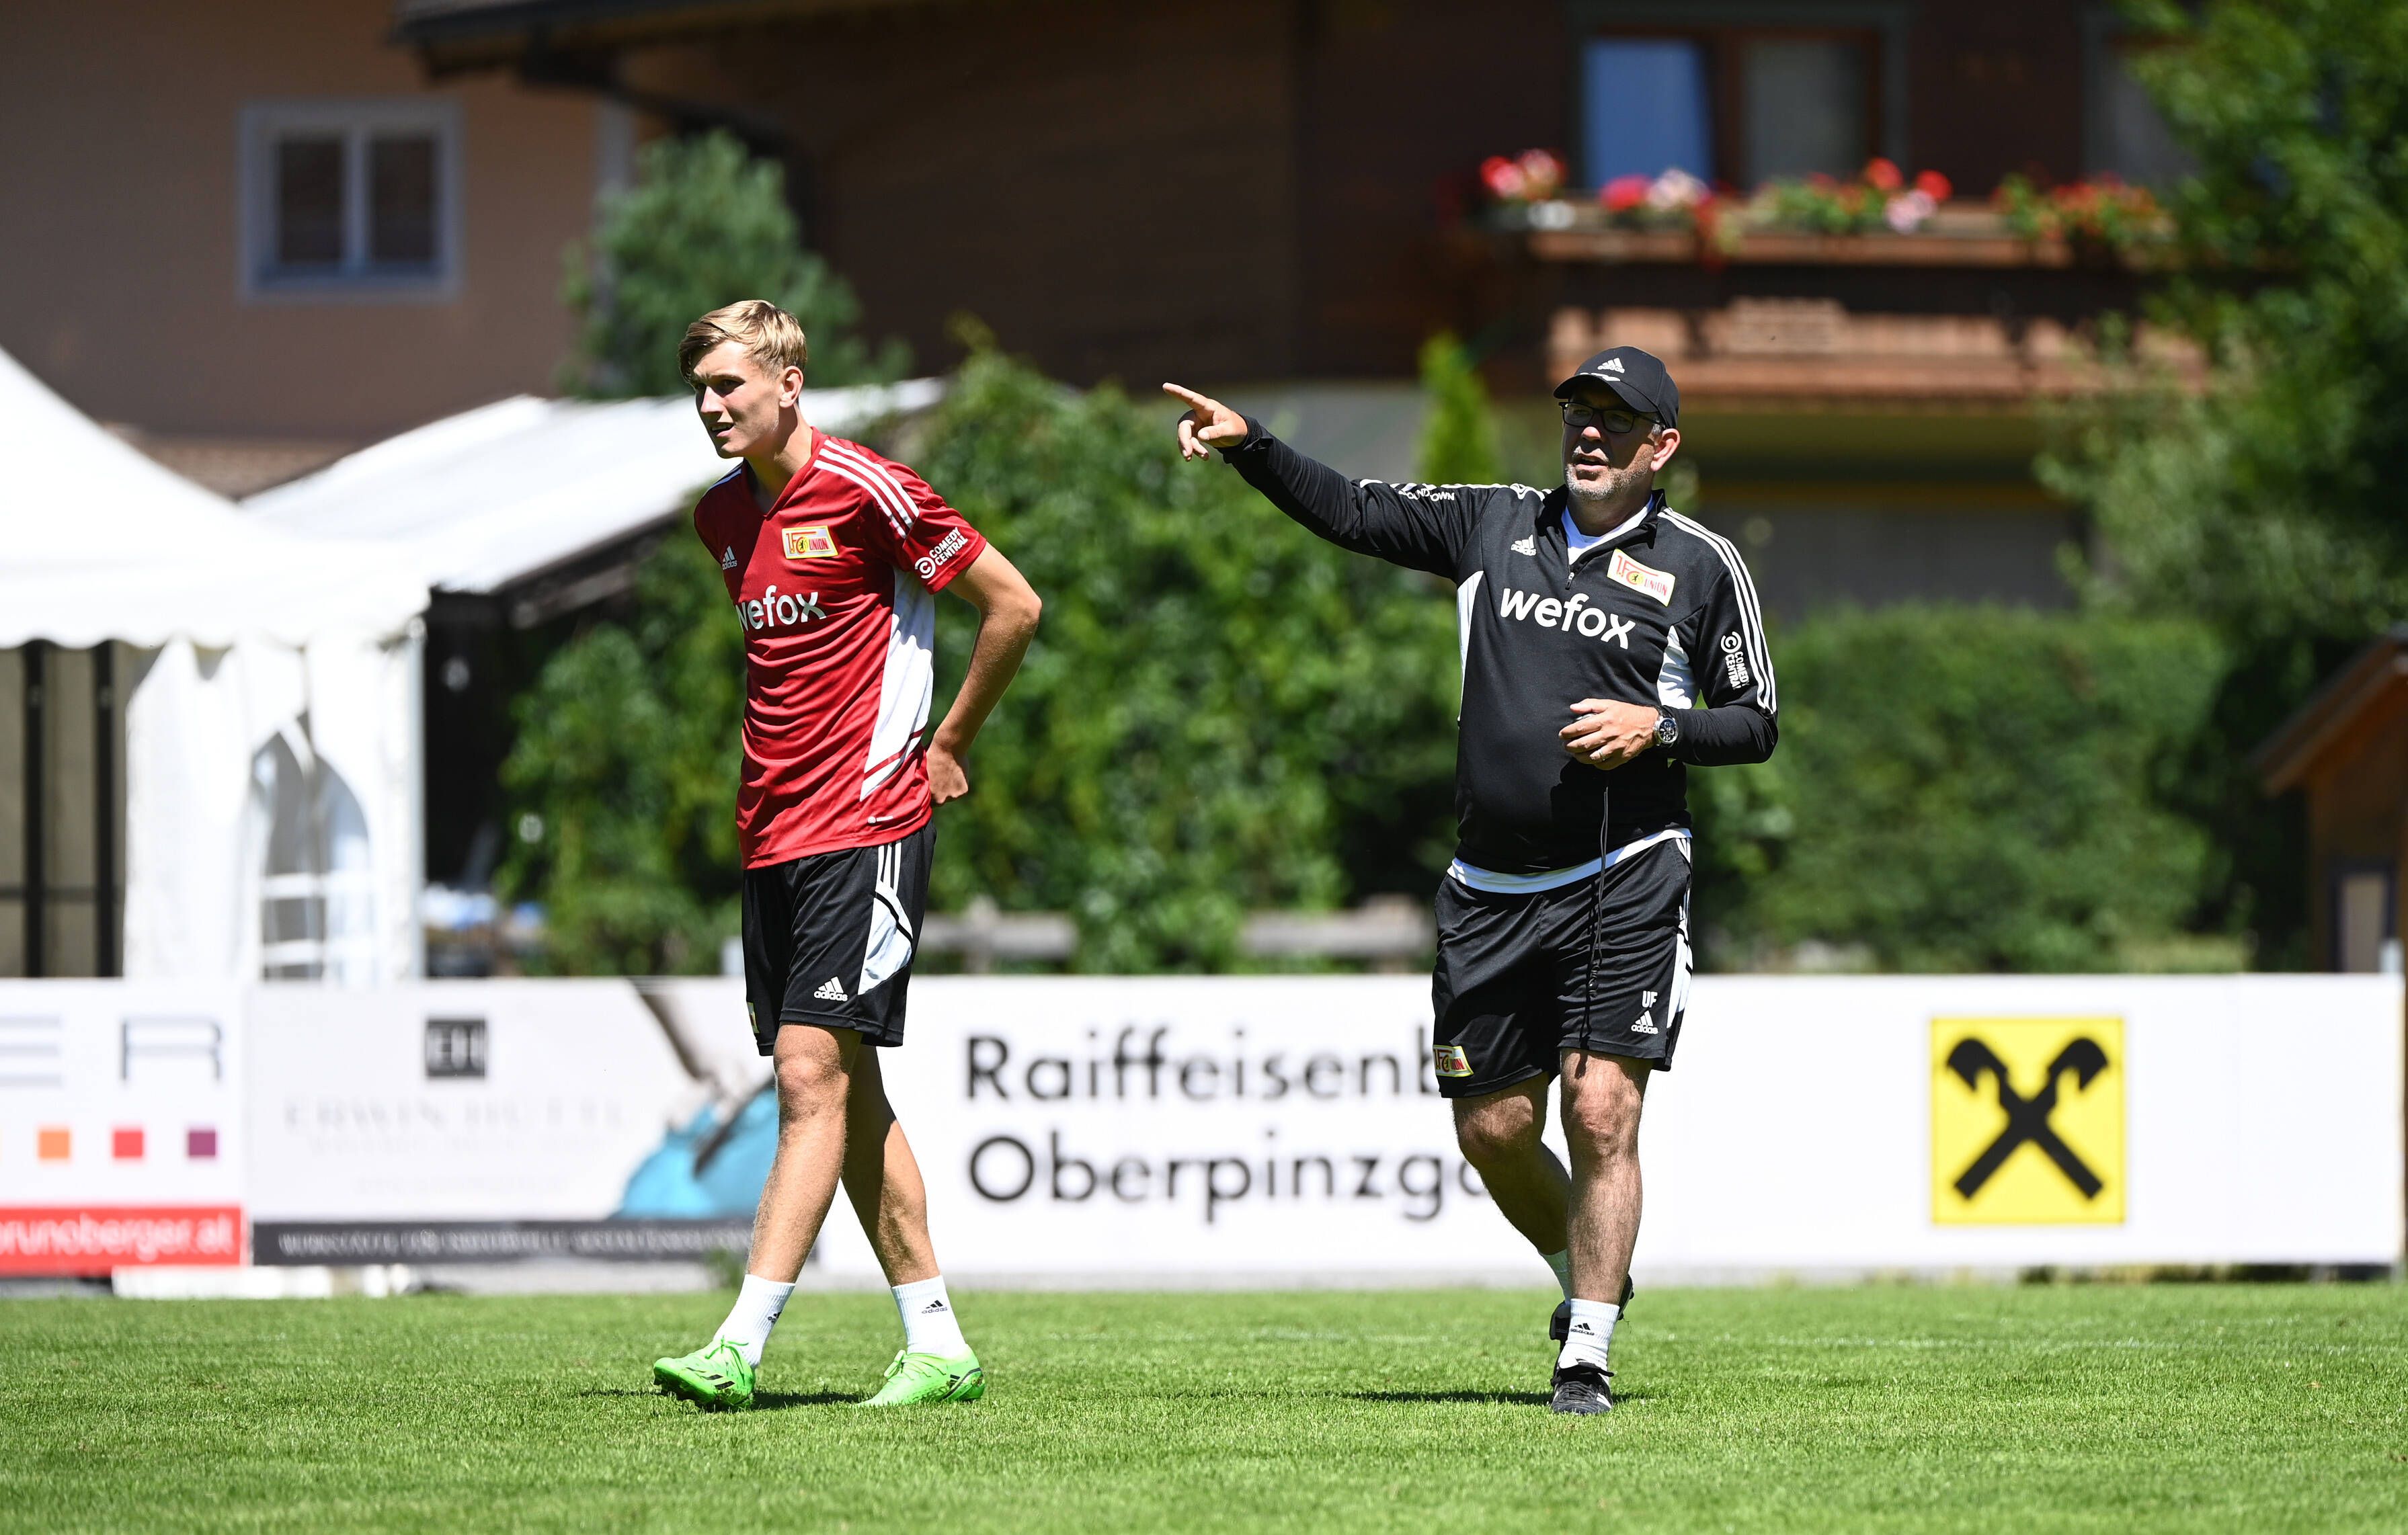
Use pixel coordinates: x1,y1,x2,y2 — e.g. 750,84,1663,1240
1552,299,2203,410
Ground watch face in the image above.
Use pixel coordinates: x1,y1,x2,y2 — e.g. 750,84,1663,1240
1656,714,1679,743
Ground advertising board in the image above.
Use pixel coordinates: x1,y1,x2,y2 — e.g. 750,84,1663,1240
3,974,2399,1280
0,981,245,1274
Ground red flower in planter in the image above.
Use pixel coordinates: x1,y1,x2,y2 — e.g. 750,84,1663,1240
1914,169,1953,201
1480,155,1527,201
1601,173,1650,212
1864,157,1904,192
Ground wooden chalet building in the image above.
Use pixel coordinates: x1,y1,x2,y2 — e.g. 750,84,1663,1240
397,0,2196,615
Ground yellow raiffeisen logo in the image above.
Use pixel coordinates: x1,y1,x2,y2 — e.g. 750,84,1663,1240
1607,548,1675,606
1931,1016,2125,1225
782,525,838,561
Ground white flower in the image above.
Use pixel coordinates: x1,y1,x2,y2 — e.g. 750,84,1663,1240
1884,188,1937,233
1646,168,1708,211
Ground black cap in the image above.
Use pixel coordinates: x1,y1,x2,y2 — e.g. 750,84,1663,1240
1554,346,1679,428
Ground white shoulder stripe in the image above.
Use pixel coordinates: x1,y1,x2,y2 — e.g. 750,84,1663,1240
1662,509,1776,712
820,441,916,528
821,460,909,538
820,458,912,540
822,442,920,534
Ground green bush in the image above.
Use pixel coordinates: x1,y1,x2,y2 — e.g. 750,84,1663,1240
916,345,1460,969
1691,606,2224,972
495,535,744,974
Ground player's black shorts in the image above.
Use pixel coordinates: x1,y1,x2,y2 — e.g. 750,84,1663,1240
739,821,934,1053
1429,831,1693,1099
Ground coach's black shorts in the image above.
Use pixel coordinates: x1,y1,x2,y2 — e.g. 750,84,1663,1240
740,821,934,1053
1429,831,1693,1099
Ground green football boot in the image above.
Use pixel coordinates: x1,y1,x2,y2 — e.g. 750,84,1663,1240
856,1347,984,1407
652,1340,756,1411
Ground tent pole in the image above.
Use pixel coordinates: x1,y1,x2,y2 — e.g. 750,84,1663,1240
94,645,117,977
22,640,44,977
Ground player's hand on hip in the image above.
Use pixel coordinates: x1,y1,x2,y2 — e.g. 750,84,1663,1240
1561,699,1658,770
927,743,970,804
1164,382,1248,460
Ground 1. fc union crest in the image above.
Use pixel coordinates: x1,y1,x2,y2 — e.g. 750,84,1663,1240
782,525,838,561
1930,1016,2126,1225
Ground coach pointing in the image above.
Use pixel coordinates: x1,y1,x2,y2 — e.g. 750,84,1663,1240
1169,347,1775,1413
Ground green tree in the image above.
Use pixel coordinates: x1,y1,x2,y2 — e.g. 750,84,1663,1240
2038,0,2408,962
1415,333,1505,484
916,343,1461,968
561,130,907,397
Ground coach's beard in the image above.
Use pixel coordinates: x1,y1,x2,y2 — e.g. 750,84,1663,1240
1566,460,1652,517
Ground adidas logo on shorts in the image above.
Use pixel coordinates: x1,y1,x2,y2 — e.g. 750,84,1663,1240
814,977,850,1003
1632,1011,1659,1035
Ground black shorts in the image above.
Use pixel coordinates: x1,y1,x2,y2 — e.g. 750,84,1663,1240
1429,832,1693,1100
739,821,934,1053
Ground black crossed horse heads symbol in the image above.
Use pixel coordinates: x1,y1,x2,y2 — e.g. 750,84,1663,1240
1944,1035,2110,1201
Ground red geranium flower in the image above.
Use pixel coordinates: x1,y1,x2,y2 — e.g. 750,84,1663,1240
1480,156,1527,201
1914,169,1953,201
1601,173,1650,212
1864,157,1904,192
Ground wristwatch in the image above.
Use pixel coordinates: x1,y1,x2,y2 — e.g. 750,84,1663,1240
1652,708,1681,751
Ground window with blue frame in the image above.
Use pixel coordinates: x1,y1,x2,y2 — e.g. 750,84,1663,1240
1580,30,1879,193
1582,38,1712,188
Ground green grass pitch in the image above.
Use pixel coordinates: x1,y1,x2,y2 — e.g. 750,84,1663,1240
3,1284,2405,1532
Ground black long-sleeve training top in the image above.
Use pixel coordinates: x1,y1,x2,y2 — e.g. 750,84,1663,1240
1221,420,1778,876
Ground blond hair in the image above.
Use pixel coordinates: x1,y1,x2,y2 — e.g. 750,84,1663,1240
679,299,809,382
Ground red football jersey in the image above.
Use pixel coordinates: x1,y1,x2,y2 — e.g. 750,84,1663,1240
692,432,989,868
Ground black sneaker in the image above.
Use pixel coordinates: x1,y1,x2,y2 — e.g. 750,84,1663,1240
1550,1360,1614,1415
1548,1273,1635,1342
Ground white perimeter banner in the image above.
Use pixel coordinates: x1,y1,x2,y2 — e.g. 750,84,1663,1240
1,974,2399,1278
802,974,2408,1280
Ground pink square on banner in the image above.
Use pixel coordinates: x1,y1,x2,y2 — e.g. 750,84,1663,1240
187,1127,218,1160
112,1127,144,1161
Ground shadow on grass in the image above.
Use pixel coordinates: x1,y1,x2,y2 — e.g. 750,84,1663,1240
754,1391,859,1409
1346,1388,1655,1407
577,1387,858,1409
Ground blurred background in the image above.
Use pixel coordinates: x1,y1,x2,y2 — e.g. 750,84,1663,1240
5,0,2405,989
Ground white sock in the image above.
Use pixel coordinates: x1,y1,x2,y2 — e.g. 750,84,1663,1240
1543,1249,1574,1299
892,1275,969,1358
1556,1298,1619,1374
712,1273,795,1368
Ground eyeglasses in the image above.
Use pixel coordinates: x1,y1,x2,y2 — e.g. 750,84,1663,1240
1560,402,1658,434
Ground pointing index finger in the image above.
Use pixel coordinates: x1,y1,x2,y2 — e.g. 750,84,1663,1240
1162,382,1213,409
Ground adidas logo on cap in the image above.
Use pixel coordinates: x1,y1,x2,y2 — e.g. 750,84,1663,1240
719,546,738,570
1601,357,1624,373
813,977,850,1002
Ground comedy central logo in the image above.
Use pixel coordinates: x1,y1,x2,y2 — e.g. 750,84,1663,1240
1930,1016,2124,1225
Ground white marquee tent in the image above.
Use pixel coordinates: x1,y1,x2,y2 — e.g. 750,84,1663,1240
243,380,946,595
0,347,428,983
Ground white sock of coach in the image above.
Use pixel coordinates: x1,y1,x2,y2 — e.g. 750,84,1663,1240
713,1273,797,1368
893,1275,969,1357
1556,1298,1619,1374
1543,1249,1575,1299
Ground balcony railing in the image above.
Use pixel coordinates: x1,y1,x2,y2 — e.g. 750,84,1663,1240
1492,202,2162,271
